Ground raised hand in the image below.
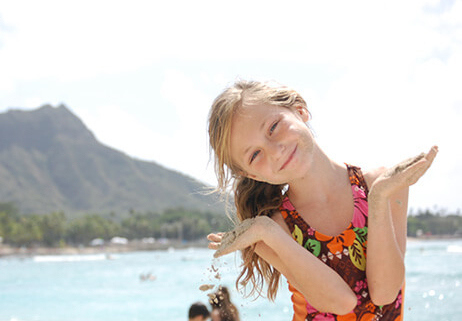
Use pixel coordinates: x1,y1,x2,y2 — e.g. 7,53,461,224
370,146,438,199
207,216,276,258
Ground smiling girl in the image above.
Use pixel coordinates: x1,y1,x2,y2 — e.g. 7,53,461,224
207,80,437,321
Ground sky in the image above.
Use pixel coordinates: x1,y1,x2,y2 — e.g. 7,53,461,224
0,0,461,213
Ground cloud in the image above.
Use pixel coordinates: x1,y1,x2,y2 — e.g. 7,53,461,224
159,69,218,184
74,69,218,185
1,0,461,210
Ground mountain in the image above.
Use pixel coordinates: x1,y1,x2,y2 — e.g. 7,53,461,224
0,104,222,216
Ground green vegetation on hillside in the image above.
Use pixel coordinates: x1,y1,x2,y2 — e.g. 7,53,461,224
0,202,233,247
0,105,223,215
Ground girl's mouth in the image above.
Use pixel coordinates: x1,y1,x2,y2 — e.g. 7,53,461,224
280,145,297,171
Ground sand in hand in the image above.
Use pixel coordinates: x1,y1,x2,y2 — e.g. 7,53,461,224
214,218,256,258
383,152,425,178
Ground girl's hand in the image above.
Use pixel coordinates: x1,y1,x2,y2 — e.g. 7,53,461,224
207,216,276,258
369,145,438,200
207,232,224,250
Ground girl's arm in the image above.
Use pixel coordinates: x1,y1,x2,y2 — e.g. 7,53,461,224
366,181,408,306
365,146,438,305
209,215,357,315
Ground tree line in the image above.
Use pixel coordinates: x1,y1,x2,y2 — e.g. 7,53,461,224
407,208,462,237
0,202,233,247
0,202,461,248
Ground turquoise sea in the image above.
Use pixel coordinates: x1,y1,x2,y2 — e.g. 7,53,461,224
1,239,461,321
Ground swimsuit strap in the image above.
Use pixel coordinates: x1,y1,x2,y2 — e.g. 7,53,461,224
345,163,369,197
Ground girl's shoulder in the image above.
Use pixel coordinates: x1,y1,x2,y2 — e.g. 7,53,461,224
361,166,387,189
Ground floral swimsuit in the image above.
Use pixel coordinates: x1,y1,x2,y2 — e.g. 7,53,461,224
279,165,403,321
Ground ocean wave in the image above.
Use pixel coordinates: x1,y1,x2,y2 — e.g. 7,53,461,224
33,253,112,262
447,245,462,253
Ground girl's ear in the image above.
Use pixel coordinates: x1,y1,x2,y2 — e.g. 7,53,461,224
294,105,309,122
246,173,257,180
238,170,257,180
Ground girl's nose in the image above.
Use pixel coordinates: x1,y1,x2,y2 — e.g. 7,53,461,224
267,141,285,161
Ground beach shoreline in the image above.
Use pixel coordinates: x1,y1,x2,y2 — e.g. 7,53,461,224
406,234,462,242
1,235,460,258
0,239,209,258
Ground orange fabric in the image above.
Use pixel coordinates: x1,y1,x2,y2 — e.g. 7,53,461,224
288,283,310,321
316,228,356,254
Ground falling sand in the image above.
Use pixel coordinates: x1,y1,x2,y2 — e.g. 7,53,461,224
199,263,223,292
199,284,215,292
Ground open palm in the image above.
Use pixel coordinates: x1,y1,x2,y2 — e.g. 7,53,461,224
208,216,275,258
370,146,438,199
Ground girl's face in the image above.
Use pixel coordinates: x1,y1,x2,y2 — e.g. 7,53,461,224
230,103,314,185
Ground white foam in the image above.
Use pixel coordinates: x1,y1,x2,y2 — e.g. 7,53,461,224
33,254,109,262
447,245,462,253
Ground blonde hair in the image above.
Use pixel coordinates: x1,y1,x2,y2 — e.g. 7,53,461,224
208,79,308,300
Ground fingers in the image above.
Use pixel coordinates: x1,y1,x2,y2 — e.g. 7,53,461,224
401,145,439,185
413,145,438,175
207,233,223,242
207,233,224,250
389,146,438,176
208,242,220,250
425,145,438,163
384,153,425,178
207,231,231,254
372,145,439,197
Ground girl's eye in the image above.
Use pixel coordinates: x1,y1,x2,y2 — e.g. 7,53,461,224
269,121,279,134
250,150,260,164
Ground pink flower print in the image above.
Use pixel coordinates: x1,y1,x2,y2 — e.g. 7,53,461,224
282,197,295,211
307,227,315,236
313,313,335,321
354,280,367,293
354,279,368,305
351,187,368,228
352,210,366,228
306,302,335,320
395,293,402,309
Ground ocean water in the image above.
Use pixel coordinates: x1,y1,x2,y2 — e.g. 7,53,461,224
0,239,461,321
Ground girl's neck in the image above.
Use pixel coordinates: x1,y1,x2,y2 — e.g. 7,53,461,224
285,143,348,208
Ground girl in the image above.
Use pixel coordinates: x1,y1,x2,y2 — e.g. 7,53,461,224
207,80,437,321
209,286,241,321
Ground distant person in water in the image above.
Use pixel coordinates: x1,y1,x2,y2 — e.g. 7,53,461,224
188,302,210,321
209,286,240,321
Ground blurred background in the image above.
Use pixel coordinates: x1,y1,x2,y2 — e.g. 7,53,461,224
0,0,461,320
